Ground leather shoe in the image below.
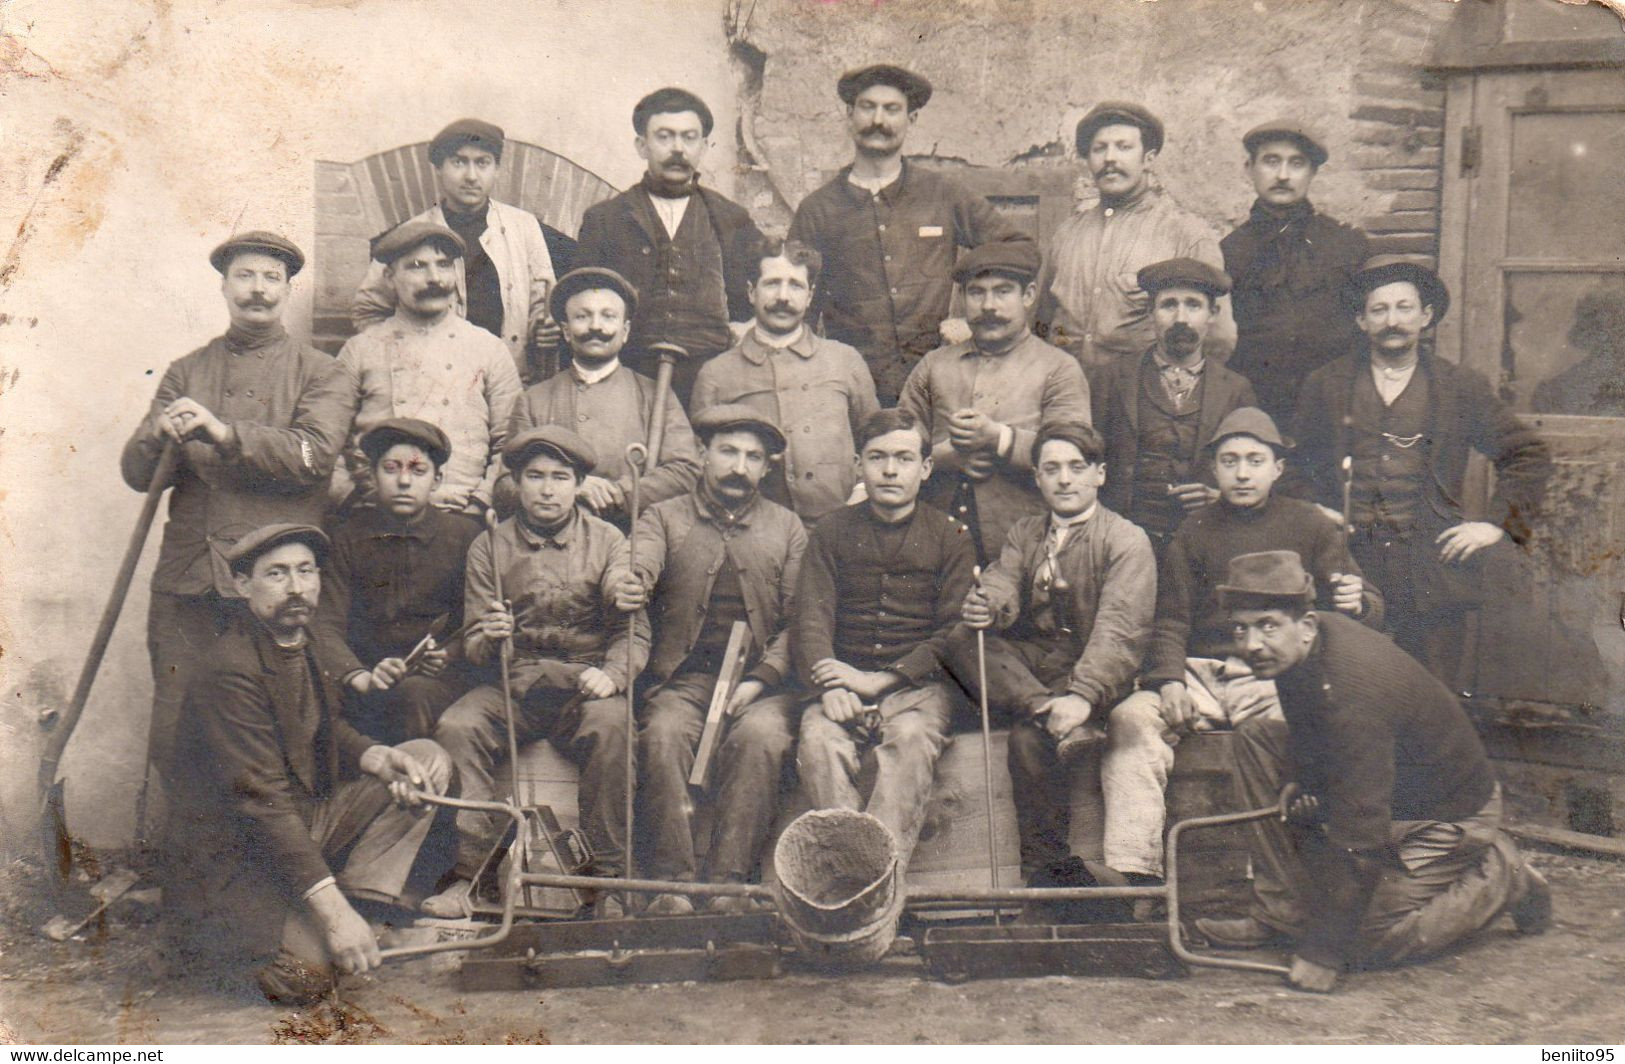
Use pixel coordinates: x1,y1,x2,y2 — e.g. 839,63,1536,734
1194,915,1293,949
419,878,473,919
255,949,334,1006
644,892,696,916
1510,863,1552,934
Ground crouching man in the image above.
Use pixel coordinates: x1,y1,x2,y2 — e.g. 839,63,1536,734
946,421,1156,888
164,523,452,1005
612,406,809,913
425,426,649,918
1197,550,1552,992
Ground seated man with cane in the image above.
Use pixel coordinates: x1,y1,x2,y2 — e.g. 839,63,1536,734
425,426,649,918
947,421,1157,894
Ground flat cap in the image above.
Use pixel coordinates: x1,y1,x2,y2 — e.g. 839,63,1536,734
373,220,465,265
692,403,787,455
952,240,1042,285
633,87,715,136
1243,121,1329,168
1214,550,1315,610
502,424,598,477
837,64,933,111
1138,257,1232,298
225,522,329,574
209,231,305,277
550,266,639,323
1205,406,1293,453
1345,255,1450,323
359,417,452,468
428,118,505,165
1075,100,1165,156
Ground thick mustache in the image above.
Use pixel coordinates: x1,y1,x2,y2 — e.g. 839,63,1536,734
278,597,312,613
663,157,692,169
860,125,894,136
1168,324,1199,340
971,314,1010,327
765,302,797,315
576,330,618,344
417,285,452,298
719,474,752,489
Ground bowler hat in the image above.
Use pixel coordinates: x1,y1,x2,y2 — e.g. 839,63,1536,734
836,64,933,111
372,220,465,265
359,417,452,468
225,523,330,575
633,87,715,136
1243,121,1329,168
1138,257,1232,298
428,118,505,166
952,240,1042,285
1345,256,1450,323
1205,407,1293,453
692,403,787,455
209,230,305,277
1075,101,1165,156
549,267,640,324
502,424,598,478
1214,550,1315,610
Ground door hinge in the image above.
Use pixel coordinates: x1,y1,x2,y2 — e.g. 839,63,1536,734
1460,125,1482,177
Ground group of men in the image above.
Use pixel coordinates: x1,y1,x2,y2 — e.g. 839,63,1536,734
128,65,1553,1004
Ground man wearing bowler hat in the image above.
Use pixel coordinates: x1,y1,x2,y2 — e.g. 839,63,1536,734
898,241,1092,562
336,220,523,521
1221,121,1369,424
1037,101,1234,371
790,64,1031,404
1289,257,1550,684
352,118,559,382
1195,550,1551,993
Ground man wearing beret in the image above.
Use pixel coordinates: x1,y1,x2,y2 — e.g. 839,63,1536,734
574,87,764,408
898,242,1092,562
1195,551,1550,993
352,118,559,383
426,426,649,918
336,221,523,521
1090,257,1257,556
163,523,452,1004
1221,122,1369,424
692,237,880,526
121,231,354,814
508,266,699,523
316,418,483,743
610,406,809,913
1289,259,1550,684
1036,101,1234,372
790,64,1033,405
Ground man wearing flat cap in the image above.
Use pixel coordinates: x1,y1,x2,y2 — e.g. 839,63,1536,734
1037,101,1234,372
898,242,1092,562
1090,257,1257,556
316,418,484,743
353,119,558,382
609,406,809,913
122,231,354,816
163,522,453,1004
1221,121,1369,424
1289,258,1550,683
790,63,1032,404
336,221,522,523
1195,550,1551,994
574,87,764,408
508,266,699,523
427,425,649,918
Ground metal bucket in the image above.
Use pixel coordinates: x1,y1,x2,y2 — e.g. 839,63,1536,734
772,809,904,968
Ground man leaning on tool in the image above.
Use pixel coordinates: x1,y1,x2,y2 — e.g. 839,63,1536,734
426,426,649,919
794,408,976,869
610,406,809,914
945,421,1155,890
1194,550,1551,993
351,118,559,383
163,523,452,1005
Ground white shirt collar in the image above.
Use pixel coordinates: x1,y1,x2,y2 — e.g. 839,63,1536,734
571,358,622,386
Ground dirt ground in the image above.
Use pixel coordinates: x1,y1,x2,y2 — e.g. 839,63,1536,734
2,850,1622,1046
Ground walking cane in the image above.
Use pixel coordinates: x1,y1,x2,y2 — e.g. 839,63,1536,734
971,566,1001,922
484,509,527,871
623,441,649,905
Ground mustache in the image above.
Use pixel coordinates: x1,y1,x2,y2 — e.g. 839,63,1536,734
277,596,312,614
1376,327,1409,340
1096,165,1126,177
765,301,798,316
1167,324,1199,341
718,473,753,489
416,284,452,299
575,329,618,345
1271,182,1295,191
859,124,894,136
971,314,1011,327
236,296,276,308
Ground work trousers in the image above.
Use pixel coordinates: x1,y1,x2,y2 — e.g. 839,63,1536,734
435,682,630,880
1351,531,1469,689
796,682,954,869
639,671,798,882
1104,658,1282,878
347,670,472,746
147,591,233,785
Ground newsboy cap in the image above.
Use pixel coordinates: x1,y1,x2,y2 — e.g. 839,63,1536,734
1345,255,1450,323
1138,257,1232,298
837,64,933,111
1075,101,1165,156
225,522,330,575
372,220,466,266
209,230,305,277
359,417,452,468
503,424,598,478
1214,550,1316,610
428,118,505,166
633,87,715,136
1243,121,1329,168
952,240,1043,285
1205,406,1293,453
549,266,639,323
692,403,787,455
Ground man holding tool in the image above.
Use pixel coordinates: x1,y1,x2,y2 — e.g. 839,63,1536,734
425,426,649,918
611,405,809,914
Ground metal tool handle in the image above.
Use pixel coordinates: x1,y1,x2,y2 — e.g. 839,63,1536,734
622,442,648,893
483,510,524,817
970,566,1000,918
1165,791,1293,976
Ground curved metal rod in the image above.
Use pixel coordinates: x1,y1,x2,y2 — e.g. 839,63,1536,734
1166,794,1293,976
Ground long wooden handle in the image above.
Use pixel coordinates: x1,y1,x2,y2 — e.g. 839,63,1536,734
642,343,687,470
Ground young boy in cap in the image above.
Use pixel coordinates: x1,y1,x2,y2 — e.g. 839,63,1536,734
610,405,809,912
426,425,649,918
316,417,483,743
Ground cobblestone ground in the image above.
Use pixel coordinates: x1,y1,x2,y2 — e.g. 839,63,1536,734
2,851,1621,1045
